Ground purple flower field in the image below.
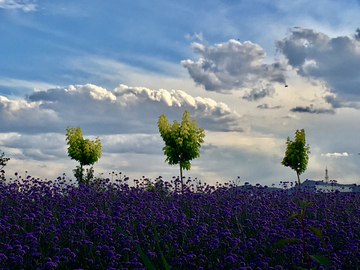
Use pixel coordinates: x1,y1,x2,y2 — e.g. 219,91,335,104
0,174,359,270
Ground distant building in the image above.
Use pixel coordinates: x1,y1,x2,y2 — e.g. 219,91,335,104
224,166,359,196
227,179,359,196
288,179,359,194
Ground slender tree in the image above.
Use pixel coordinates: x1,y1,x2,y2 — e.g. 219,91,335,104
65,126,102,185
0,152,10,181
281,129,310,190
158,110,205,191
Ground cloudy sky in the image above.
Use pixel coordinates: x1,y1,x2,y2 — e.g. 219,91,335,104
1,0,360,187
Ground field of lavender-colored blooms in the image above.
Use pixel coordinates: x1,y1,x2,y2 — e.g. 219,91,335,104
0,174,359,270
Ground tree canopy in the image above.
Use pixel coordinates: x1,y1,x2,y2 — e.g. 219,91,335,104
65,126,102,184
281,129,310,189
158,110,205,191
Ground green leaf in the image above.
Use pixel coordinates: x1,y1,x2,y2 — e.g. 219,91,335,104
309,227,325,246
310,255,329,270
275,238,300,247
112,224,157,270
305,201,314,208
287,213,301,221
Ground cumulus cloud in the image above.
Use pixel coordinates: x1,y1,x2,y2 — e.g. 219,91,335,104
276,27,360,102
257,103,283,109
324,94,360,109
0,133,67,161
181,39,287,98
0,0,37,11
114,84,244,132
322,152,349,158
1,83,243,135
290,104,335,114
243,83,275,101
355,28,360,41
0,95,60,133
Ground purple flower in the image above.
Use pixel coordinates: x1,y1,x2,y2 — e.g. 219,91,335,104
59,255,67,261
146,251,157,257
225,255,236,263
3,244,13,251
52,236,59,242
0,254,8,263
31,252,42,259
259,262,268,268
42,262,58,269
61,247,71,254
13,244,22,250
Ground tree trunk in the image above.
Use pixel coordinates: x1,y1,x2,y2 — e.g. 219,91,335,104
180,162,183,193
296,171,301,191
80,163,83,184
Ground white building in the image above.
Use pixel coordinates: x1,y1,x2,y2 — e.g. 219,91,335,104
298,179,358,193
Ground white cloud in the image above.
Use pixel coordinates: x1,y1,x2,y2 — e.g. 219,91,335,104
0,83,244,136
181,39,287,99
0,0,36,11
322,152,349,158
0,95,60,133
276,27,360,104
185,32,204,42
114,84,231,115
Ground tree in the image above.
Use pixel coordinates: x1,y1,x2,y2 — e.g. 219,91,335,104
158,110,205,191
0,152,10,181
65,126,102,185
281,129,310,190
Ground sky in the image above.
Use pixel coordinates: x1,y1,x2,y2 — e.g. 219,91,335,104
1,0,360,188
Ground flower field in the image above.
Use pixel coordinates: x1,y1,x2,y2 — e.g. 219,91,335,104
0,174,359,270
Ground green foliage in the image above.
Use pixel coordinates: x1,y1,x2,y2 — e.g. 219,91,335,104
65,126,102,184
158,110,205,190
281,129,310,188
0,152,10,181
274,199,329,270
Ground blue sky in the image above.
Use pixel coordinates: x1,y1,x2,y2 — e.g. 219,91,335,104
1,0,360,187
